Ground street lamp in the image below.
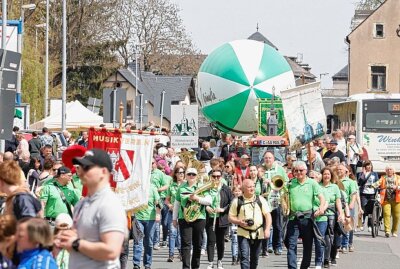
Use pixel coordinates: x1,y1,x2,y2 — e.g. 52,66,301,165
34,23,46,50
61,0,67,130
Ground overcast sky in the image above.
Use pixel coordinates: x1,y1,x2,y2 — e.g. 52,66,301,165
173,0,358,87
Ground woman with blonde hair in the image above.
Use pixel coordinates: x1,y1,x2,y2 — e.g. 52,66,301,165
16,217,57,269
0,161,42,219
378,165,400,237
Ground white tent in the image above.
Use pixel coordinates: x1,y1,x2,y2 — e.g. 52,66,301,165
30,100,104,130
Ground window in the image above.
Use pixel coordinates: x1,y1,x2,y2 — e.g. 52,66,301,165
126,100,133,118
374,23,384,38
371,66,386,91
171,101,180,105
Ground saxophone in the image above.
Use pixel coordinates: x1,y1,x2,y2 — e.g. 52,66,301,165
269,175,290,217
183,181,218,222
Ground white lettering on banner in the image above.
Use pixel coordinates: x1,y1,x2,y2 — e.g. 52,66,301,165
115,134,154,211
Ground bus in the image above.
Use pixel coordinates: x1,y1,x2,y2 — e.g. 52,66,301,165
327,93,400,173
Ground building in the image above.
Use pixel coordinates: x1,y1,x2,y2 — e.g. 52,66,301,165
103,62,196,130
346,0,400,95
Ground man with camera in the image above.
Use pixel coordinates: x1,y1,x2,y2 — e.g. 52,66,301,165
285,161,326,269
229,178,272,269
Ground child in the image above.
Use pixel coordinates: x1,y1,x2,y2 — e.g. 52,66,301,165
231,185,242,265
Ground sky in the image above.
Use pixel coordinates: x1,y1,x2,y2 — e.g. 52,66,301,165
172,0,358,88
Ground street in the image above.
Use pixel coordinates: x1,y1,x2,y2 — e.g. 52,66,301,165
126,229,400,269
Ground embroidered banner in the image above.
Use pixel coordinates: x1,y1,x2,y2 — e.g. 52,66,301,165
115,133,154,211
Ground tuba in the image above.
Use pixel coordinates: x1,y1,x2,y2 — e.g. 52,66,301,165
183,180,218,222
270,175,290,217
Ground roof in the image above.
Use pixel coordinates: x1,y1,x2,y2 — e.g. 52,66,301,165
284,56,316,79
117,62,194,122
248,31,279,50
332,65,348,79
347,0,387,39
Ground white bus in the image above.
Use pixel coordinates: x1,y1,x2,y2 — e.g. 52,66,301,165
327,93,400,173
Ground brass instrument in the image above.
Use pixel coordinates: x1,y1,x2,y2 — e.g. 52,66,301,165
183,180,218,222
269,175,290,217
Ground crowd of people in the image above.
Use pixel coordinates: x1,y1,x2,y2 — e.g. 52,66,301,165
0,127,399,269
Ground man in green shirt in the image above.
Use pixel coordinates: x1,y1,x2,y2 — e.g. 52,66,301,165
40,166,79,225
286,161,325,269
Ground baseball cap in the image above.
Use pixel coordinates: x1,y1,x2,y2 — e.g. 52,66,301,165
54,166,71,177
348,135,356,139
186,167,198,175
329,140,338,145
72,148,113,172
55,213,73,229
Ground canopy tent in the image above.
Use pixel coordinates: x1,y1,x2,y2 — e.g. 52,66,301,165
30,100,103,130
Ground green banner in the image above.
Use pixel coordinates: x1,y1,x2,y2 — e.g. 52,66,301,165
258,98,286,136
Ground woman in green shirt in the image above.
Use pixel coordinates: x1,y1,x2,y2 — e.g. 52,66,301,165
165,166,186,262
172,168,212,269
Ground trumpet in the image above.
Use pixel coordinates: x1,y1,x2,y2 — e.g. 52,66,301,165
269,175,290,217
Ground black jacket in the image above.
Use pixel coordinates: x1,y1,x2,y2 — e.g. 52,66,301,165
206,184,233,227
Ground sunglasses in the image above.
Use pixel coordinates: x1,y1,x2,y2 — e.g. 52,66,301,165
176,171,185,174
212,175,221,179
293,169,306,173
187,173,197,176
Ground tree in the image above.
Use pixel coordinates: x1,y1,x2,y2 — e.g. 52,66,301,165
356,0,385,10
110,0,202,75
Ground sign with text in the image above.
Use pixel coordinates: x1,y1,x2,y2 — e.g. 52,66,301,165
258,98,285,136
115,133,154,211
171,105,198,148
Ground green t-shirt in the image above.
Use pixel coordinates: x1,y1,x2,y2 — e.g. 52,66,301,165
289,177,321,219
160,175,172,199
254,178,265,196
151,169,165,188
321,183,341,216
136,185,160,221
313,186,328,222
166,181,181,204
264,164,289,181
208,185,223,218
175,182,208,220
70,174,83,199
341,177,358,204
40,181,79,218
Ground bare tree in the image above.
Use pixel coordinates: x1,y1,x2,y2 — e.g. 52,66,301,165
356,0,385,10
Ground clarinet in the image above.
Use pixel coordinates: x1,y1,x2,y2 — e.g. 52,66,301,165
212,210,217,231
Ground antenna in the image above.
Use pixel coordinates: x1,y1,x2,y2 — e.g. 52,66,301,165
256,23,259,32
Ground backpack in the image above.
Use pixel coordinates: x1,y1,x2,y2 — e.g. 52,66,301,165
235,195,266,239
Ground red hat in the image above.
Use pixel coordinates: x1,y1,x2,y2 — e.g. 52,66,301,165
62,145,87,170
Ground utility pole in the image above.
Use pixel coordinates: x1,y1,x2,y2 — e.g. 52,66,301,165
61,0,67,130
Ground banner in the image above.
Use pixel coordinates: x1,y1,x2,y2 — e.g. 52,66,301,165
115,133,154,211
171,105,198,148
88,128,122,188
258,98,285,136
280,82,326,149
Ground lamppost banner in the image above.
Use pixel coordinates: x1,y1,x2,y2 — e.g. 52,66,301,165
171,105,198,148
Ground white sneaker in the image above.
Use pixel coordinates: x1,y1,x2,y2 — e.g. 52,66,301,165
201,249,206,256
360,226,364,231
368,227,372,232
336,253,340,259
315,266,322,269
392,233,398,237
217,260,224,269
207,262,214,269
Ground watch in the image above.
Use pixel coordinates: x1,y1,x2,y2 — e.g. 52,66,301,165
72,238,81,252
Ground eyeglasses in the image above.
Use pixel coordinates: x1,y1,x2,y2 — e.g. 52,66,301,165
293,169,306,173
187,173,197,176
176,171,185,174
212,175,221,179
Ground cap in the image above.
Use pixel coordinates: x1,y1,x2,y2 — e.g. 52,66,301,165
186,167,198,175
55,213,73,229
240,154,250,159
72,148,113,172
348,135,356,139
329,140,338,145
55,166,71,177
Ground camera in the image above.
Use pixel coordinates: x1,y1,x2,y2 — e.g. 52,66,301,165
245,219,254,226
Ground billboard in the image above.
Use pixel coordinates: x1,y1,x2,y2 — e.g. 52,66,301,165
171,105,198,148
281,82,325,149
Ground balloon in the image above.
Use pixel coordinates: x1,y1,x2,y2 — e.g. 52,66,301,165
197,39,295,135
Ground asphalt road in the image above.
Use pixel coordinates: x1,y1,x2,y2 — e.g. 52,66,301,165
126,229,400,269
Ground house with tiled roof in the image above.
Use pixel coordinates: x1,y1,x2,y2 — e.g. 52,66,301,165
103,61,196,130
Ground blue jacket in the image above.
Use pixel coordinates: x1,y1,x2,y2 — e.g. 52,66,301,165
18,248,58,269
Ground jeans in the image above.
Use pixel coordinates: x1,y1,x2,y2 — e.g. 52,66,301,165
314,221,328,266
120,239,130,269
153,222,160,246
133,220,156,268
231,225,238,258
205,217,228,262
238,236,262,269
168,212,180,256
262,228,273,251
271,206,283,250
285,218,314,269
179,219,206,269
161,201,170,242
324,216,336,262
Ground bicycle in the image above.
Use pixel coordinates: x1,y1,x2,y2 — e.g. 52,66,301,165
369,192,383,238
